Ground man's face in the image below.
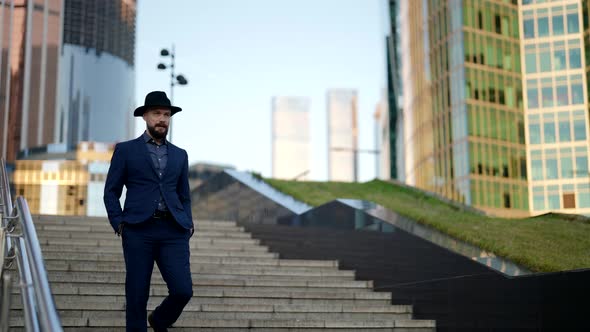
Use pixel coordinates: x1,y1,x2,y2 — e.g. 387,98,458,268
143,108,171,140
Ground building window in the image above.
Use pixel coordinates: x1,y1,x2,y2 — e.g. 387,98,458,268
532,159,543,180
569,47,581,69
556,84,568,106
525,52,537,73
533,187,545,210
524,18,535,38
538,16,549,37
503,193,511,208
559,120,571,142
542,86,554,107
548,193,560,209
567,13,579,33
553,48,566,70
544,122,556,143
529,124,541,144
546,158,558,179
573,119,587,140
527,88,539,108
571,84,584,104
561,155,573,178
539,44,552,72
552,14,564,35
563,193,576,209
576,155,588,177
578,184,590,208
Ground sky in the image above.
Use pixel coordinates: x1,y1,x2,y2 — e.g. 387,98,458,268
135,0,389,181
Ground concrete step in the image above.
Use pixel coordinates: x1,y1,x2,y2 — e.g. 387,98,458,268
32,217,240,229
39,244,278,257
38,234,260,245
34,224,247,234
42,252,337,267
37,237,265,248
42,260,349,276
9,314,435,330
36,229,254,239
11,294,394,309
9,307,414,321
44,283,375,296
46,271,357,284
38,284,388,300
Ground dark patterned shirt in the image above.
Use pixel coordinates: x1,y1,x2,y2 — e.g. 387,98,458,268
143,131,168,212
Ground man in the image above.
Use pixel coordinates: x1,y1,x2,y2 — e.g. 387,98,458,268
104,91,194,332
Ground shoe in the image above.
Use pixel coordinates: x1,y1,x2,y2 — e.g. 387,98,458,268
147,312,168,332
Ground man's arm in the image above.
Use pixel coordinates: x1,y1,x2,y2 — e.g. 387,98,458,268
177,150,193,230
103,144,126,234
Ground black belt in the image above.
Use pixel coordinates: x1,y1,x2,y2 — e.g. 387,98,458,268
152,210,173,219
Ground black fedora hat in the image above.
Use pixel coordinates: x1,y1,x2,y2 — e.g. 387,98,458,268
134,91,182,117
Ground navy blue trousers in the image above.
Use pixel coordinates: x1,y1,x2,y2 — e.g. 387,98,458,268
122,217,193,332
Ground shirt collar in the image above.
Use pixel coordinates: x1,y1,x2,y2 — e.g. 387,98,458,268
142,131,167,145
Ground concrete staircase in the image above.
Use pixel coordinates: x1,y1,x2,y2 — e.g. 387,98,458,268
9,215,435,331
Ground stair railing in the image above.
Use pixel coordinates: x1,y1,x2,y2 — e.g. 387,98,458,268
0,158,62,332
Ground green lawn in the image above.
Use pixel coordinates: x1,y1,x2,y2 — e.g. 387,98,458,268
264,178,590,273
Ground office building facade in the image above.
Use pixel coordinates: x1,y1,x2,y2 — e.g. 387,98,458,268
13,141,115,216
0,0,136,163
271,96,311,180
392,0,590,217
327,89,358,182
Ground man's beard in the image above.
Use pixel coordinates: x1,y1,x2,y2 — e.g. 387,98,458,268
147,123,168,140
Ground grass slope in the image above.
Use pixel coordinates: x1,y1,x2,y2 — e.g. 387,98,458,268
265,178,590,273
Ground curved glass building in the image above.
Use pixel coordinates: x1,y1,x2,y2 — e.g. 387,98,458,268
0,0,136,162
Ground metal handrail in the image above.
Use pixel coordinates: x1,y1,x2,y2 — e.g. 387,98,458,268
0,158,13,216
0,158,63,331
16,197,61,331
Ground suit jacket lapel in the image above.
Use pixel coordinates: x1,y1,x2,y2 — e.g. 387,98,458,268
137,136,159,178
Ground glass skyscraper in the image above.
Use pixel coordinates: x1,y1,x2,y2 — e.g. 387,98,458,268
271,96,311,180
392,0,590,217
0,0,136,163
327,89,358,182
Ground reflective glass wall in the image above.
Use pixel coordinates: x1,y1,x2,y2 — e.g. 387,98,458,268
400,0,435,190
0,0,63,162
462,0,528,216
0,0,136,163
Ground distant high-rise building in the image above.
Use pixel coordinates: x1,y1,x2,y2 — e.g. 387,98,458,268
0,0,136,163
327,89,358,182
390,0,590,217
271,96,311,180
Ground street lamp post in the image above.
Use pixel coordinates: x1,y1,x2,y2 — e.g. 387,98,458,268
157,44,188,143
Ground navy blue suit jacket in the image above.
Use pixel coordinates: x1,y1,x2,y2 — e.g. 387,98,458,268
103,135,193,233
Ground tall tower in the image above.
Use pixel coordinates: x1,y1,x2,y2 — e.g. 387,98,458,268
327,89,358,182
271,96,311,180
0,0,136,163
395,0,590,217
